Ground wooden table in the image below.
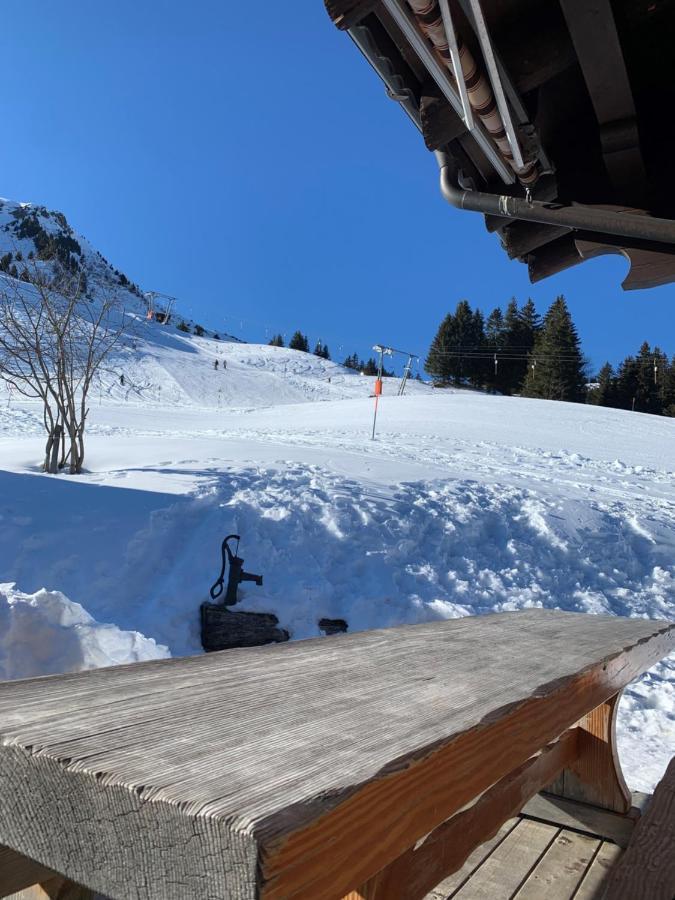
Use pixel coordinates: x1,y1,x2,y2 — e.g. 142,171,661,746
0,610,673,900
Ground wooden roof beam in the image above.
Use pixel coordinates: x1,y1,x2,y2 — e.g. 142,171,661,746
559,0,647,205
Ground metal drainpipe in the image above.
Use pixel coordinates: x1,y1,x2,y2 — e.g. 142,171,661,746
434,151,675,245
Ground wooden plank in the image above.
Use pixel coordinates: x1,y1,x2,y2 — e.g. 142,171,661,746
423,819,519,899
521,793,636,847
574,841,622,899
0,611,672,900
346,730,578,900
604,756,675,899
0,846,55,897
547,693,631,813
451,819,558,898
514,828,599,898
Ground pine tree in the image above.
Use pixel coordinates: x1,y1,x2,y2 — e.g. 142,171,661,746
588,362,616,407
449,300,476,385
467,308,486,387
322,344,331,361
519,299,541,352
615,355,638,410
425,313,455,384
485,307,506,392
485,307,505,347
662,355,675,416
289,331,309,352
501,298,525,394
633,343,657,413
313,340,330,359
522,296,586,402
269,334,284,347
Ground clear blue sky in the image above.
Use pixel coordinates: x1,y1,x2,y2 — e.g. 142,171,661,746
2,1,673,372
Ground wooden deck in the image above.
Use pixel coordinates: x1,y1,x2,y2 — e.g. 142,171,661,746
426,805,626,900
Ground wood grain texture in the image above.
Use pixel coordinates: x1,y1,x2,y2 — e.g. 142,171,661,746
452,819,558,898
0,846,55,897
514,828,599,899
0,611,672,900
574,841,622,899
423,819,519,899
345,730,578,900
604,755,675,899
548,693,632,813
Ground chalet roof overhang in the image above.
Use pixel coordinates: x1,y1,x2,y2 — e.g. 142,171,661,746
324,0,675,290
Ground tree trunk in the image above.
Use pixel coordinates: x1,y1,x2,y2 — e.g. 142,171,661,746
68,426,79,475
44,424,62,474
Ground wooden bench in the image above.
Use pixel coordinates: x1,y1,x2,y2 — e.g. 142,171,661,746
0,609,673,900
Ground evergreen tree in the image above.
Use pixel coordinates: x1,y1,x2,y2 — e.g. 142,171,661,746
662,355,675,416
343,352,363,370
426,300,489,386
485,307,506,392
449,300,477,385
425,313,455,384
501,298,525,394
615,355,639,410
519,299,541,352
485,307,505,347
313,340,330,359
268,334,284,347
522,296,586,402
587,362,616,407
193,324,205,337
289,331,309,352
467,308,486,387
634,342,666,415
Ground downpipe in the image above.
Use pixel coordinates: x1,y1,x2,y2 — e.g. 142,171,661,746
434,151,675,246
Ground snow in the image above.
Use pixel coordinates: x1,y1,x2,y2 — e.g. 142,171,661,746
0,321,673,792
0,583,168,681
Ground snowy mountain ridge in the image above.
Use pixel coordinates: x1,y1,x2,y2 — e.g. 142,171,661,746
0,196,241,344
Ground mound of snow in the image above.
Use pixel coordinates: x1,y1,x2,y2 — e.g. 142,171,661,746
0,583,169,681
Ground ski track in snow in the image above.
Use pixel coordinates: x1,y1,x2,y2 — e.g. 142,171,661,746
0,333,673,792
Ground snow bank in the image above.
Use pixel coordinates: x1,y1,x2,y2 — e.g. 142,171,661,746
0,583,169,681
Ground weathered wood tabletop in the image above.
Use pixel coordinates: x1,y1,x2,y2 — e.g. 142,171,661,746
0,610,673,900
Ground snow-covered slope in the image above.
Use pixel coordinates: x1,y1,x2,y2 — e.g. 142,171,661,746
1,371,673,790
0,199,672,792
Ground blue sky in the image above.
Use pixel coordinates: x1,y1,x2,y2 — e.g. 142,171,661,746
2,1,673,372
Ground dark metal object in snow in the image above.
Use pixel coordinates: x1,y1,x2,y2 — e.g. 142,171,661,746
200,606,288,652
319,618,348,636
209,534,263,607
201,534,284,652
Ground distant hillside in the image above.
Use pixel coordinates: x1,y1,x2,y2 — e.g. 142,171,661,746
0,197,239,341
